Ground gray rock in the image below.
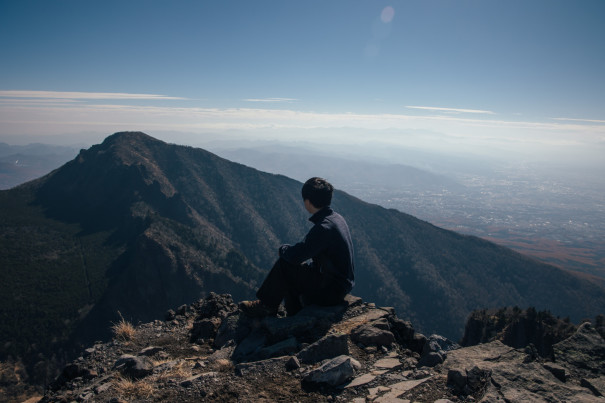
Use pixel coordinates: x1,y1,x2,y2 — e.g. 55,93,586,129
232,330,267,362
369,317,391,331
297,333,349,364
214,313,250,349
554,322,605,376
581,377,605,397
389,317,415,341
543,363,567,382
409,332,428,354
418,351,444,367
286,356,301,371
345,373,376,388
298,294,361,315
447,368,467,391
256,336,299,360
94,382,113,394
466,365,491,393
303,355,361,386
418,334,459,367
234,356,292,376
262,314,317,341
113,354,153,379
423,334,459,356
351,323,395,347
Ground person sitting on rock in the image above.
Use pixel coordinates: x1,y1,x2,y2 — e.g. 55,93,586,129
240,177,355,317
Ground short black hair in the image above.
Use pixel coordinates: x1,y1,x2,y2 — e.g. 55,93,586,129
301,177,333,208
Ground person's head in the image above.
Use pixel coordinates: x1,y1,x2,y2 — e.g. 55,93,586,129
301,177,333,210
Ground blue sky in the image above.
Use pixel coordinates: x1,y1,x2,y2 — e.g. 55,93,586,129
1,0,604,163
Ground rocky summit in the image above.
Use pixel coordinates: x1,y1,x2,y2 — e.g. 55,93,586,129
39,293,605,403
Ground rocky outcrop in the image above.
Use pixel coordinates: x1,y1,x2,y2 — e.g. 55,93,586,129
460,306,578,358
40,294,605,402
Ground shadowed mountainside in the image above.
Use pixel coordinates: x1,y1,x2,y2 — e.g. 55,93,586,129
1,131,605,391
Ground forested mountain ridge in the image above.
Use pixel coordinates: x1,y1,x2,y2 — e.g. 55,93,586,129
1,131,604,391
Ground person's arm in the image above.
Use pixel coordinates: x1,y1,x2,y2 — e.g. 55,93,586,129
279,224,327,264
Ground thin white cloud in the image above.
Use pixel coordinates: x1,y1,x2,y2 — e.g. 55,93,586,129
1,94,604,152
551,117,605,124
243,97,298,103
1,101,601,134
406,105,495,115
0,90,187,101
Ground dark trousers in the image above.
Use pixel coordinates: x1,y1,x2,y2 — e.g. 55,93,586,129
256,258,347,315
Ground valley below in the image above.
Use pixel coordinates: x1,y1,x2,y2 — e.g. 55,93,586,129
353,164,605,278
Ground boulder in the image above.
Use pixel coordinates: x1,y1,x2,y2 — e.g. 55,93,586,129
231,330,267,362
351,323,395,347
262,314,317,341
389,317,415,343
286,356,301,371
418,351,444,367
543,363,567,382
256,336,299,360
214,313,251,349
297,333,349,364
418,334,459,367
303,355,361,386
113,354,153,379
581,377,605,397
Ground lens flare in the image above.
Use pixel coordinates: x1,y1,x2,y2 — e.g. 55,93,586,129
381,6,394,23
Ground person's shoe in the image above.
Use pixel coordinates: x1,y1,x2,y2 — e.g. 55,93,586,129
239,300,277,317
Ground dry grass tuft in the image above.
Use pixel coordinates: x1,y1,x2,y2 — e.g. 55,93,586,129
155,360,192,381
331,316,370,334
114,377,154,399
111,311,136,341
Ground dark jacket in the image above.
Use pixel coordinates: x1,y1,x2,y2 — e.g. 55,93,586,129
279,206,355,293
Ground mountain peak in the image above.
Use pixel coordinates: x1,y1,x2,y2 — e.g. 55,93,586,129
102,131,164,147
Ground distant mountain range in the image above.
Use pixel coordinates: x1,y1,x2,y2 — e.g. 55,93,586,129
1,131,604,385
0,142,80,190
213,146,464,193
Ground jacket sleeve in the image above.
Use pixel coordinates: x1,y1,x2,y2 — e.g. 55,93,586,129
279,224,327,264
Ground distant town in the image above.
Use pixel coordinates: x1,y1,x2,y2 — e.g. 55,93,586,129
351,163,605,279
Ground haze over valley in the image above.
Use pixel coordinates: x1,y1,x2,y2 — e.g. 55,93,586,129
212,140,605,278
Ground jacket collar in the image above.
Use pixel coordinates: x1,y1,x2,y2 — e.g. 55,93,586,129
309,206,332,224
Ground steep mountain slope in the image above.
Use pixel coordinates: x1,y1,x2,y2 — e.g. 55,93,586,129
1,131,604,386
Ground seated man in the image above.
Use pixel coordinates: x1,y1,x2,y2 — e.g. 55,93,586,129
240,177,355,317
